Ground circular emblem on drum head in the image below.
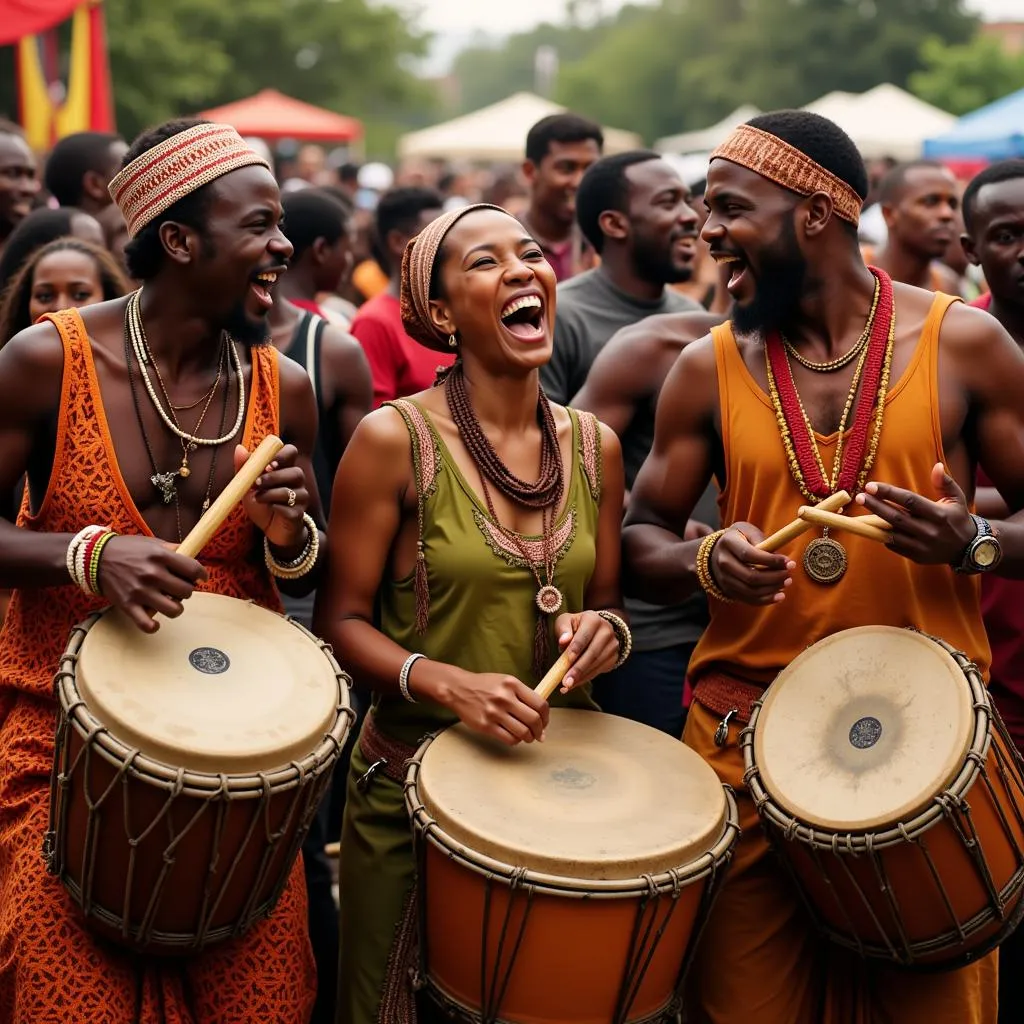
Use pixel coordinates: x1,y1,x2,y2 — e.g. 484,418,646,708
550,766,596,790
188,647,230,675
849,716,882,750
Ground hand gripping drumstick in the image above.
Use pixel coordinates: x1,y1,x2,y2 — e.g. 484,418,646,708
176,435,285,560
798,505,892,544
534,492,856,702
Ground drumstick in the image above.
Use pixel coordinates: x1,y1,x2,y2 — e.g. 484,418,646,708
798,506,892,544
535,651,574,702
756,491,851,552
176,435,285,560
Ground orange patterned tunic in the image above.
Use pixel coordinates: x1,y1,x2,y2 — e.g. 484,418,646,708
0,311,315,1023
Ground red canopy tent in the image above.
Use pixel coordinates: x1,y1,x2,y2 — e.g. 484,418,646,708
198,90,362,143
0,0,81,44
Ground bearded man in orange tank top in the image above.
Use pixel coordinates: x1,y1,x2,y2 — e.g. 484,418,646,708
0,120,325,1022
623,110,1024,1023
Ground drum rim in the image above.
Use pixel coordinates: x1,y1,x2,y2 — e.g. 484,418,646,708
742,628,990,849
405,731,740,896
54,610,355,796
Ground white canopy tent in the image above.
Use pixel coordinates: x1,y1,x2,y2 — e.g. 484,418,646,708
655,105,762,155
397,92,642,162
802,84,956,160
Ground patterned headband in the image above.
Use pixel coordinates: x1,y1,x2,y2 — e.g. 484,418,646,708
109,123,272,238
400,203,507,352
711,124,863,226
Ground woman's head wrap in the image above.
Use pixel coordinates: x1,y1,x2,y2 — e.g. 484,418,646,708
399,202,507,352
109,123,271,238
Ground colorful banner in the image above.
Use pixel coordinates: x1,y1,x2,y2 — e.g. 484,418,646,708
16,1,114,151
0,1,81,45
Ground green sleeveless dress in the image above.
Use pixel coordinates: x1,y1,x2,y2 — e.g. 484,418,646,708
337,399,603,1024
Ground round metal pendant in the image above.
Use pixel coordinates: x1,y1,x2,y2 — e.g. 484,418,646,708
536,584,564,615
803,537,848,585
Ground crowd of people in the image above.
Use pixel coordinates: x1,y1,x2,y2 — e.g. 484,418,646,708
0,99,1020,1024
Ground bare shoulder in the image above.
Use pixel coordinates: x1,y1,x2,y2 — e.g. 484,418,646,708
321,323,369,364
603,309,725,357
938,298,1019,360
597,419,622,461
667,330,718,381
346,404,418,472
0,320,65,418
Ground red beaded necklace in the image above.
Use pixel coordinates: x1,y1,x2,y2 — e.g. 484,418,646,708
764,267,895,503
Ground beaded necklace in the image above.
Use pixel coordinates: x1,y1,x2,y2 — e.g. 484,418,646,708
445,363,565,673
764,267,897,583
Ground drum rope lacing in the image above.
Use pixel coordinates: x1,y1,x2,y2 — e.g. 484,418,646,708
743,630,1024,969
46,623,351,951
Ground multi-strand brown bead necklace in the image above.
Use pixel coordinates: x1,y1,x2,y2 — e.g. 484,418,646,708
445,362,565,674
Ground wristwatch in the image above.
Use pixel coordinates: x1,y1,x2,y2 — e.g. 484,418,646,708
954,514,1002,574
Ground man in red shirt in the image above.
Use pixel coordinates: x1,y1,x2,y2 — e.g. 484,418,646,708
520,113,604,282
349,187,448,407
961,157,1024,1024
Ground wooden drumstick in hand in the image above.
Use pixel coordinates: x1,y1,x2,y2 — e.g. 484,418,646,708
535,651,574,702
756,491,851,552
798,506,892,544
177,435,284,560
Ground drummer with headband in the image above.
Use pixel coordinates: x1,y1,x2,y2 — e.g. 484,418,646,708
0,120,324,1021
317,202,628,1022
623,109,1024,1022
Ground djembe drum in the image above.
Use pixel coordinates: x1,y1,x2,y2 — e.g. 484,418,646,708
406,708,739,1023
45,591,353,954
742,625,1024,969
43,437,355,954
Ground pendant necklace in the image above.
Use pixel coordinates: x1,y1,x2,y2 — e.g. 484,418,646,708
764,267,896,585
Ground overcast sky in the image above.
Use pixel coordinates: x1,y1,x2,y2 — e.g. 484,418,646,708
414,0,1019,35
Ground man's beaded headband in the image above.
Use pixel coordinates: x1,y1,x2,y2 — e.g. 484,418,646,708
109,123,271,238
711,124,863,226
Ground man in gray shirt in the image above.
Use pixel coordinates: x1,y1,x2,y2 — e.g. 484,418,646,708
541,150,702,404
545,151,708,738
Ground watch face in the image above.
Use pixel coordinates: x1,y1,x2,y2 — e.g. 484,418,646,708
973,537,1001,569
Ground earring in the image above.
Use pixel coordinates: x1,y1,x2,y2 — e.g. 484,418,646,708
447,334,457,348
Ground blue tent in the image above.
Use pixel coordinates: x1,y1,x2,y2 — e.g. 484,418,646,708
923,87,1024,160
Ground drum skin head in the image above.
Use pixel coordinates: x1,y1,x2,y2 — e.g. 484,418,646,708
417,708,727,880
754,626,974,831
76,592,339,774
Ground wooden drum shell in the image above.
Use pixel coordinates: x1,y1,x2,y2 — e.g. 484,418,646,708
742,631,1024,970
406,721,740,1024
45,610,354,955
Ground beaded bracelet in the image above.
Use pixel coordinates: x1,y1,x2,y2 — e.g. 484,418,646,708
696,529,733,603
264,514,320,580
87,530,118,596
596,610,632,669
66,525,109,595
399,652,425,703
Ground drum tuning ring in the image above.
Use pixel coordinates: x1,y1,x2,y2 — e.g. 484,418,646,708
714,709,738,748
356,758,387,793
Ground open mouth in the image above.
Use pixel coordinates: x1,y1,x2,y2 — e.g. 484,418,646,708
713,252,750,295
249,270,280,311
499,293,546,342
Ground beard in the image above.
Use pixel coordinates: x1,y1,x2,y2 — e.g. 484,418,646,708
632,232,694,286
223,299,271,347
732,218,808,336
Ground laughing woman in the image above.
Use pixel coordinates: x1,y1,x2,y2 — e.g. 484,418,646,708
317,203,628,1023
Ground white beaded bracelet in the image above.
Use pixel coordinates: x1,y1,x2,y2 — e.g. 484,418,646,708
399,653,425,703
66,525,106,594
264,514,320,580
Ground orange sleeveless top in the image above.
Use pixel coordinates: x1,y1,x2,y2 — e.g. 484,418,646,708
0,309,283,706
688,292,991,687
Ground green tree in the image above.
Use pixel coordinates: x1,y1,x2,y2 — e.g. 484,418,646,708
461,0,979,143
910,34,1024,116
0,0,434,156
